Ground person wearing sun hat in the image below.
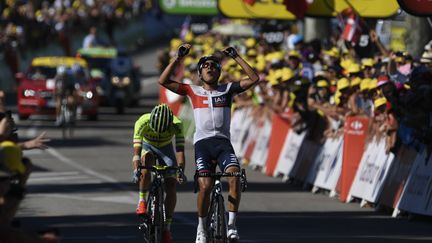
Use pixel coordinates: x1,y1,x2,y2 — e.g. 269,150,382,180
361,58,375,78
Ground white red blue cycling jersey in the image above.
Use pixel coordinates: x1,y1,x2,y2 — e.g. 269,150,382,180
175,82,245,144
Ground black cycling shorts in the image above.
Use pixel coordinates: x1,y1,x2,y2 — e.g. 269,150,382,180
194,137,240,173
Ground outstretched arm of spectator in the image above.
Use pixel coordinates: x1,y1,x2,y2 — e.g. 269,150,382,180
158,43,191,93
19,132,50,150
222,47,259,90
370,30,389,57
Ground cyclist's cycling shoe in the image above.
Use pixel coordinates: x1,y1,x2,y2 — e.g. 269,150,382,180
227,225,240,240
162,230,173,243
195,230,207,243
136,200,147,215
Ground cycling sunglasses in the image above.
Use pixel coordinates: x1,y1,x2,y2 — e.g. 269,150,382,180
202,61,221,70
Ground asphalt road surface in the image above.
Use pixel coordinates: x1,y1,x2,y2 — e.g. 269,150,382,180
13,47,432,243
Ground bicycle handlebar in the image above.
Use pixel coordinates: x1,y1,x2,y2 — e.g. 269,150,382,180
137,165,180,171
194,168,248,193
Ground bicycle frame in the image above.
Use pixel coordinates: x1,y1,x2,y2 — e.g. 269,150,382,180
194,169,247,243
138,165,179,243
60,97,75,138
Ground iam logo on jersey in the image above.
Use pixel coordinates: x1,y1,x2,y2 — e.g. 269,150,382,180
212,95,228,107
350,121,363,130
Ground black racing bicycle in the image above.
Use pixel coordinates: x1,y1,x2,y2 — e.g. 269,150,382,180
137,165,180,243
59,97,75,139
194,169,247,243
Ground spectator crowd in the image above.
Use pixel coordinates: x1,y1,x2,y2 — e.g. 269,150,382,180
0,0,151,78
162,18,432,162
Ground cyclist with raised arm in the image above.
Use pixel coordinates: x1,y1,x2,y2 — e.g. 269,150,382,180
159,43,259,243
132,103,186,243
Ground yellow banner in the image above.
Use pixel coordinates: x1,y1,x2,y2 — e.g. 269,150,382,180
218,0,399,19
307,0,399,17
218,0,296,20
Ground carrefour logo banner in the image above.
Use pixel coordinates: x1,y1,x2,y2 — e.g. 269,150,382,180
159,0,218,15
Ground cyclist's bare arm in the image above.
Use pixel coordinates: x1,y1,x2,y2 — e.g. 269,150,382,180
222,47,259,90
132,146,142,169
158,43,192,93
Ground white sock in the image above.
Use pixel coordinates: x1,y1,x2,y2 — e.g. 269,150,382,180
197,216,206,232
228,212,236,227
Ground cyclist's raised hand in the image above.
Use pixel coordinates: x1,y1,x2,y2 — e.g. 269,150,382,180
177,44,191,59
132,169,141,184
177,168,187,184
222,46,239,59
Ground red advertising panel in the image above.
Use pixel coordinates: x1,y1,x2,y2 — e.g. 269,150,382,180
339,116,369,202
265,113,291,176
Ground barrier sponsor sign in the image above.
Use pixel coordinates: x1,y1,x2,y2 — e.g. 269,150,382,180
249,119,272,169
398,149,432,216
291,140,322,182
308,137,343,189
379,145,418,209
273,130,306,178
231,108,254,157
240,120,260,163
177,100,195,141
159,86,184,115
340,116,369,202
159,0,218,15
348,138,395,203
265,113,291,176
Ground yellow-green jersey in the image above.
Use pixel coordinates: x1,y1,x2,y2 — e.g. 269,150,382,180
133,113,185,150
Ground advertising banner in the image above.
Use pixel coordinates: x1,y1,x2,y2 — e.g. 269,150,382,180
231,108,254,157
339,116,369,202
159,0,218,15
308,137,343,188
379,145,417,209
273,130,306,178
291,140,322,182
218,0,399,19
315,138,344,192
398,149,432,216
249,119,272,170
348,138,395,203
265,113,291,177
159,86,184,115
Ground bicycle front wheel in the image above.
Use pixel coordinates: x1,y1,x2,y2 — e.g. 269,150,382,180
208,194,227,243
147,188,164,243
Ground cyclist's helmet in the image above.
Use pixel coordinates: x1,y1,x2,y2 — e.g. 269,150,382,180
197,55,221,75
57,65,67,76
149,104,174,133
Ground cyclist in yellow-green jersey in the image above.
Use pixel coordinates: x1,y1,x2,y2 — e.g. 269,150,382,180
131,104,186,243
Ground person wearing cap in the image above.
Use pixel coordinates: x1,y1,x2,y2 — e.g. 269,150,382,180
361,58,375,78
287,50,314,81
270,68,292,114
159,43,259,243
372,96,398,154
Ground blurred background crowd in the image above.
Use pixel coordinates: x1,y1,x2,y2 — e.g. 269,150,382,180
161,17,432,160
0,0,151,78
